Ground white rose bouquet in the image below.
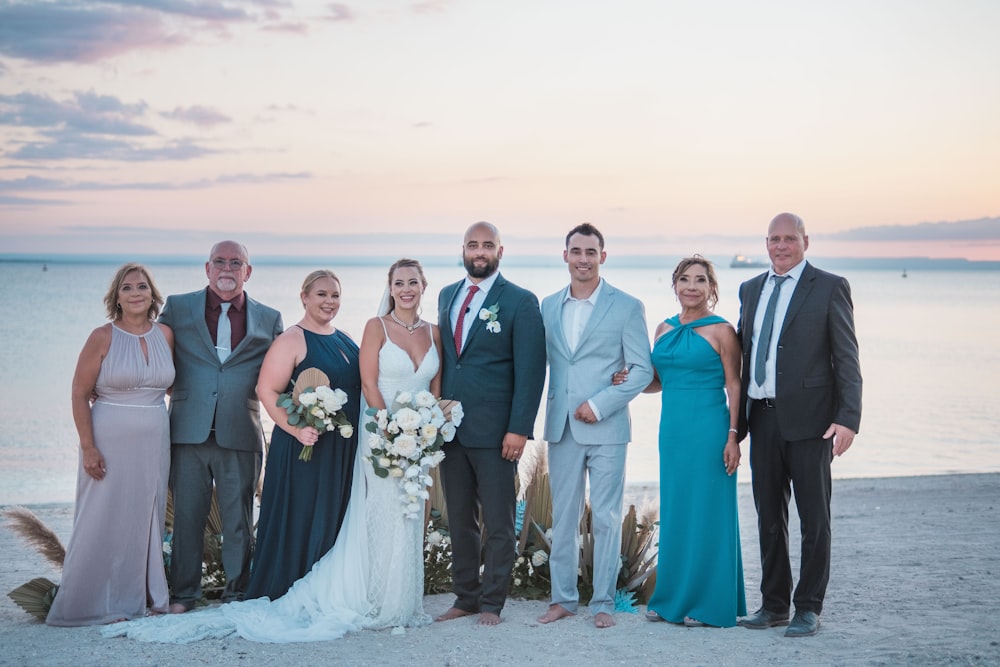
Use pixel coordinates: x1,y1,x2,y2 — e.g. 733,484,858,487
277,367,354,462
365,390,464,520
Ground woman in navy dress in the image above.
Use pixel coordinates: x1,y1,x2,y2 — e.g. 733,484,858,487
246,270,361,601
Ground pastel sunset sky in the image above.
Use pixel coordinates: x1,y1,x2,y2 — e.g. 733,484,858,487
1,0,998,260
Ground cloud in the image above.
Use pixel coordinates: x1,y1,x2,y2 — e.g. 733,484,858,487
0,90,222,161
261,21,308,33
0,171,310,193
324,3,354,22
0,91,152,135
162,105,233,127
102,0,251,21
825,218,1000,242
0,0,186,63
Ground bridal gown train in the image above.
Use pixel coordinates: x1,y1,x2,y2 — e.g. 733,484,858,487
103,330,439,643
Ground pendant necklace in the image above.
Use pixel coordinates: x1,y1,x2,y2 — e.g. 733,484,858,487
390,310,423,334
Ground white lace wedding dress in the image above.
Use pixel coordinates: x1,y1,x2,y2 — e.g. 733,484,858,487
102,330,438,643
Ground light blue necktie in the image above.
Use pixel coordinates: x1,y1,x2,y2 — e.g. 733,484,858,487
216,302,232,362
754,275,790,387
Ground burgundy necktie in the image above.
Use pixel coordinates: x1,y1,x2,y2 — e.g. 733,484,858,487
453,285,480,355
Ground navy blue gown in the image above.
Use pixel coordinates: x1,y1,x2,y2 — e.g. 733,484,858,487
246,328,361,601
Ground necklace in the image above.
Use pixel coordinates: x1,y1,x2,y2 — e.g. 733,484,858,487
389,310,424,334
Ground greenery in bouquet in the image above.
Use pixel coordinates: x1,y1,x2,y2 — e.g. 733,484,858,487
364,390,463,521
277,367,354,462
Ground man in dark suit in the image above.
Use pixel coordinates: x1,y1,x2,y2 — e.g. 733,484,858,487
435,221,546,626
160,241,283,613
736,213,862,637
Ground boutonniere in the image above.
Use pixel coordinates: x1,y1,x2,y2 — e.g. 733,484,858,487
479,303,501,333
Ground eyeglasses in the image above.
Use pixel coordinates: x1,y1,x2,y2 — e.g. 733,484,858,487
212,258,245,270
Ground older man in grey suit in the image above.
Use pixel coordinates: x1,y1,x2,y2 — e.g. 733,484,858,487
536,223,653,629
737,213,862,637
160,241,283,612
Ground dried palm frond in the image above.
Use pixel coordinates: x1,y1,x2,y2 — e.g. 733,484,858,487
292,368,331,402
2,507,65,569
7,578,58,621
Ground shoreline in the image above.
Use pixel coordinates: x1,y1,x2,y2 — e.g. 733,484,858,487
3,473,999,666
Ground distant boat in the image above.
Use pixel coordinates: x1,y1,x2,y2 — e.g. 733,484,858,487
730,254,768,269
42,264,47,272
902,269,907,278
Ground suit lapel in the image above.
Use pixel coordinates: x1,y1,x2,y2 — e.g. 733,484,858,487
547,289,573,359
743,272,767,346
229,294,257,360
441,282,462,360
193,289,216,354
780,262,815,338
463,275,505,354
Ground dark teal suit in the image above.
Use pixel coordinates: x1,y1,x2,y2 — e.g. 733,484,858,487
437,272,546,615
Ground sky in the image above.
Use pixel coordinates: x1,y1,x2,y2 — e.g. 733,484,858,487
1,0,999,260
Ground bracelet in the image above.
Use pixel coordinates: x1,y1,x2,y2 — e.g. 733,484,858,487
728,428,738,433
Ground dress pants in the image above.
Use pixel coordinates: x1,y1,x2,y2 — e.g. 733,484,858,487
547,427,627,616
748,401,833,615
168,435,260,607
440,439,517,616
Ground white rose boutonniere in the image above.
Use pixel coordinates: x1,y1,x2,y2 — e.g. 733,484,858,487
479,303,501,333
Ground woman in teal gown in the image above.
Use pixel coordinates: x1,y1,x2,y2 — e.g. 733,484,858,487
645,256,746,628
246,270,361,601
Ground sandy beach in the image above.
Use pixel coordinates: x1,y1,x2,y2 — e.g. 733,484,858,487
2,473,998,666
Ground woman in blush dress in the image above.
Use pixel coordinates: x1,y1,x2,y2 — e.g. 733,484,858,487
643,256,746,628
47,263,175,626
103,260,444,643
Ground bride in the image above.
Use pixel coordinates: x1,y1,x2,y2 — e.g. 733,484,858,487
103,259,443,643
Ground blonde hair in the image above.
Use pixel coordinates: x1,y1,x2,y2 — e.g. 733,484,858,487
103,263,164,321
386,258,427,312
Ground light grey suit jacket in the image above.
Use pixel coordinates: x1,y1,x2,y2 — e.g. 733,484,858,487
160,288,283,452
541,281,653,445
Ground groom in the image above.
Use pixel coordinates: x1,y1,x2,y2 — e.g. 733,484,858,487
536,223,652,629
436,221,546,626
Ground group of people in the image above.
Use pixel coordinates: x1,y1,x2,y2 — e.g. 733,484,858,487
48,213,861,643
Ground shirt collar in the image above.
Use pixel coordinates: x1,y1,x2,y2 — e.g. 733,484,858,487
769,260,807,283
463,271,500,295
207,288,246,312
562,278,604,305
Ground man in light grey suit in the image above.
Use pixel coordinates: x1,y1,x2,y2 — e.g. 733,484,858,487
160,241,283,612
536,223,653,629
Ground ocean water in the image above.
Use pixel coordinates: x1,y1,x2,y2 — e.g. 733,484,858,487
1,259,998,505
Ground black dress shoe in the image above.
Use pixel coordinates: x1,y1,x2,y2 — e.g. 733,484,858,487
738,608,790,629
784,610,820,637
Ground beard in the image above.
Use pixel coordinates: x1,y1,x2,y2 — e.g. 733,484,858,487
464,254,499,279
214,277,238,292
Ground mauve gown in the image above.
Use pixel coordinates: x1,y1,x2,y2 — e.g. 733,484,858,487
47,323,175,626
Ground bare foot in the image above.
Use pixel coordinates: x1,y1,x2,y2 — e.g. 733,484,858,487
595,612,615,628
434,607,475,622
168,603,189,614
478,612,502,626
537,604,576,624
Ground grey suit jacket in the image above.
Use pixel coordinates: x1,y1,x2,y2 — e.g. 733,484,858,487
160,288,284,452
438,273,546,448
737,262,862,442
541,281,652,445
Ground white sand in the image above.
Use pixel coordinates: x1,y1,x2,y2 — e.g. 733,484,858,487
2,473,998,666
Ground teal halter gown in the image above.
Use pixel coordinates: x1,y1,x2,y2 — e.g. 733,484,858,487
646,314,746,627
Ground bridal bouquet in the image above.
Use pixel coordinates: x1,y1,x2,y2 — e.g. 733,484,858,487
277,368,354,462
365,390,463,520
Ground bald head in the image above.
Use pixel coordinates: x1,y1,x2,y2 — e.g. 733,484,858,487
462,221,503,281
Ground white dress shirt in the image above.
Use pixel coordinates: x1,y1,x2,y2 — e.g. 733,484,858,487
561,279,605,419
451,271,500,351
748,260,807,399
